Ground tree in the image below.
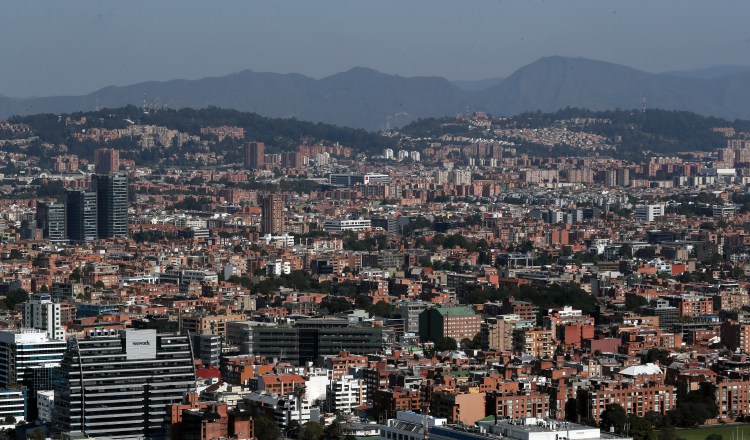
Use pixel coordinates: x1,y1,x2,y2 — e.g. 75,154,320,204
7,249,22,260
600,403,628,433
1,289,28,311
370,300,393,318
323,420,343,440
301,421,324,440
627,414,657,440
254,415,281,440
3,415,15,425
625,295,648,311
29,428,46,440
619,244,633,259
287,420,302,439
433,337,458,352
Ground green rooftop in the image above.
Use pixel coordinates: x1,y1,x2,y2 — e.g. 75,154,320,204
436,306,476,316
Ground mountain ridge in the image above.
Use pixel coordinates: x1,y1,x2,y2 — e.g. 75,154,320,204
3,56,750,129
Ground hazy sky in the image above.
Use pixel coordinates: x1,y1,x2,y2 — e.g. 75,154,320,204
2,0,749,97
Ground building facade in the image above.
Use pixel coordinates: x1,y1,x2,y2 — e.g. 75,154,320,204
54,329,196,439
94,173,129,238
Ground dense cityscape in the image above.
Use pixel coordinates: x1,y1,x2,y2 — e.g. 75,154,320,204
0,103,749,440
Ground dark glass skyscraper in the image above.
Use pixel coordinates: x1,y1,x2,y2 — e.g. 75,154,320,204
54,329,195,439
35,202,67,242
93,173,128,238
66,190,97,242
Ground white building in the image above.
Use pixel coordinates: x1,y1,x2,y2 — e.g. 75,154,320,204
409,151,421,162
304,369,330,403
326,375,367,414
384,148,394,160
713,204,736,217
398,150,409,161
0,389,26,427
634,204,665,222
37,390,54,423
323,219,372,232
450,169,472,186
266,259,292,276
261,233,296,247
23,294,64,340
244,391,311,428
434,169,450,185
0,329,66,389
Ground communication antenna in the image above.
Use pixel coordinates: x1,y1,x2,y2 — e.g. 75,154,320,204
642,95,646,113
422,400,430,440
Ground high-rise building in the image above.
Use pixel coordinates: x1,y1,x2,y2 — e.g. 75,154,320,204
261,194,284,235
244,142,265,169
54,329,195,439
616,168,630,187
94,148,119,174
23,294,64,341
35,202,67,242
66,190,97,242
94,173,128,238
0,389,27,425
0,329,66,392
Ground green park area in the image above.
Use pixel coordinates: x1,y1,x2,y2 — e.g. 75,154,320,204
674,424,750,440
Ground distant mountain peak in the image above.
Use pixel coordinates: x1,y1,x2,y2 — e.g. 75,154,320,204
2,57,750,129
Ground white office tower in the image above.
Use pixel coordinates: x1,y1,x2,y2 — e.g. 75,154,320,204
384,148,394,160
398,150,409,160
23,294,64,340
634,204,665,222
0,329,66,391
409,151,421,162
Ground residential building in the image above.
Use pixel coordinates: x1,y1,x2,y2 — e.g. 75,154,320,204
23,294,64,340
261,194,284,236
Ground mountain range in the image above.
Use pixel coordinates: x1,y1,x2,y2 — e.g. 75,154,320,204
2,56,750,130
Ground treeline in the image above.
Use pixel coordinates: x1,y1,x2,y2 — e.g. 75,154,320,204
513,107,732,155
462,283,597,313
11,105,396,156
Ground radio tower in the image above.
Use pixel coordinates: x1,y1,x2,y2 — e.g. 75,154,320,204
642,95,647,113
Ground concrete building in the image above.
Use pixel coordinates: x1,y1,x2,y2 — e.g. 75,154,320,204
634,204,665,222
326,375,367,414
419,307,483,343
94,148,120,174
245,142,265,169
261,194,284,236
23,294,64,341
400,301,432,334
